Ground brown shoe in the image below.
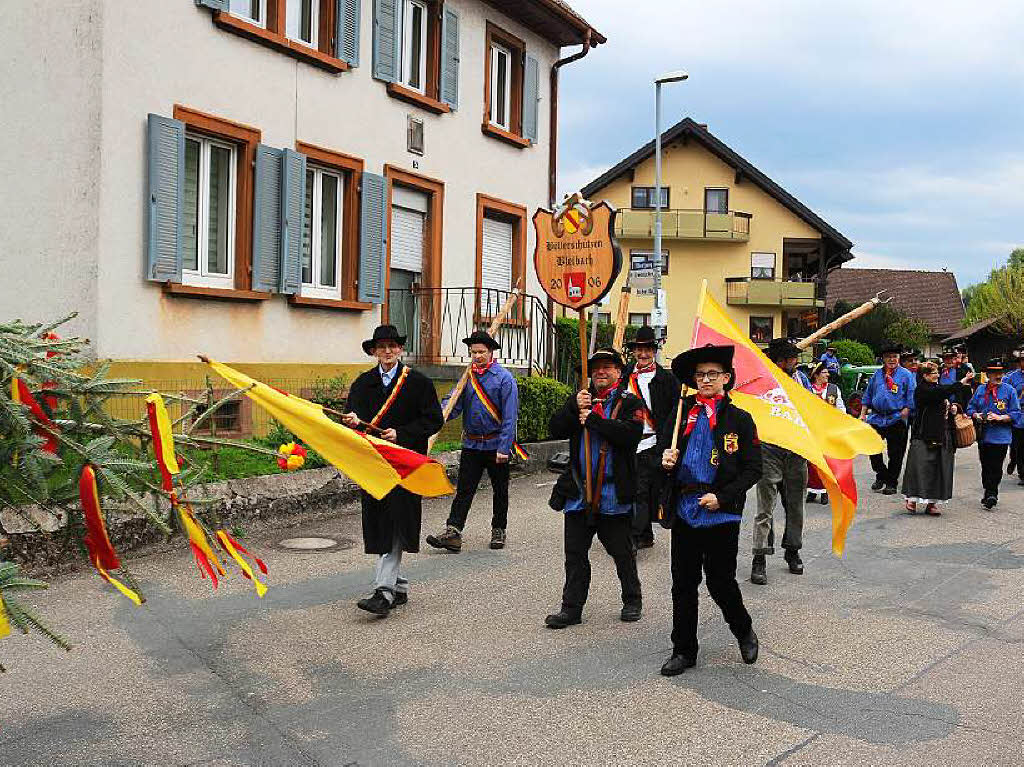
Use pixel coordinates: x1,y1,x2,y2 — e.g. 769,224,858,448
426,525,462,552
489,528,506,550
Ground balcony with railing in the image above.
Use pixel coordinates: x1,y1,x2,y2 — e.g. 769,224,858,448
725,277,824,308
615,208,751,241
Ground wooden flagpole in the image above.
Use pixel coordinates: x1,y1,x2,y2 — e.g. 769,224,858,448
795,291,890,350
428,280,522,451
612,285,632,351
579,307,594,516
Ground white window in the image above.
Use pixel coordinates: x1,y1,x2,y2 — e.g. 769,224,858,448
285,0,318,47
300,167,344,299
401,0,428,93
751,252,776,280
489,43,512,131
229,0,266,27
629,312,651,327
183,135,236,289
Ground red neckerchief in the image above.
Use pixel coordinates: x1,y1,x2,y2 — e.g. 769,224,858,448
634,362,656,375
985,381,999,405
884,366,898,394
472,360,493,375
812,381,828,397
592,385,615,418
684,395,722,436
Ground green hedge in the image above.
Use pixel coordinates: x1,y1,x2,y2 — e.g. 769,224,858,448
553,315,640,386
515,375,572,442
831,339,875,367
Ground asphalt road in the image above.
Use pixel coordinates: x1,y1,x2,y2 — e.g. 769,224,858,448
2,455,1024,766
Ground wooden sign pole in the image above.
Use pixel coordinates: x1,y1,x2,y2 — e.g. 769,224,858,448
612,285,632,350
795,291,891,351
578,307,594,516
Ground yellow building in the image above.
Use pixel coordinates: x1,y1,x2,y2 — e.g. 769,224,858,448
580,118,853,359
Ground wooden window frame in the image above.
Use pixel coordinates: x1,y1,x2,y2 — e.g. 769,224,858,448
167,105,265,302
704,187,729,214
288,141,371,311
630,186,669,210
482,22,528,148
212,0,349,74
386,0,450,114
187,389,252,438
475,193,527,326
383,165,445,359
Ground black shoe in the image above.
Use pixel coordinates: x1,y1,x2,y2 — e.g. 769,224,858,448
738,629,759,664
489,528,506,550
634,535,655,550
426,525,462,552
784,550,804,575
357,589,391,616
982,496,997,510
660,653,696,676
882,485,897,495
620,603,642,622
544,609,582,629
1007,462,1017,476
750,555,767,585
820,492,830,505
871,479,885,492
390,591,408,608
805,491,816,504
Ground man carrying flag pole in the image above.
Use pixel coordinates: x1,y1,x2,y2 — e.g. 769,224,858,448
426,331,521,553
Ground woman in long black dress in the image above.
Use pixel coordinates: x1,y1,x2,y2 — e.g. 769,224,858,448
901,361,973,515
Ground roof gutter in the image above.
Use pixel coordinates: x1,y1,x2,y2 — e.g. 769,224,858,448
548,29,592,208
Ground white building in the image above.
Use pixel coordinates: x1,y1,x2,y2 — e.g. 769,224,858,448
1,0,603,427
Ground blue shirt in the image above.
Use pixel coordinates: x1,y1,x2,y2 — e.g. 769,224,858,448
379,364,398,388
793,368,812,391
563,390,631,516
675,404,738,527
1004,368,1024,399
967,382,1022,445
443,363,520,454
820,352,841,376
863,366,916,427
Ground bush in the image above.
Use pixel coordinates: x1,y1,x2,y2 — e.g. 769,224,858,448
516,375,572,442
831,339,875,366
553,315,639,386
308,374,349,412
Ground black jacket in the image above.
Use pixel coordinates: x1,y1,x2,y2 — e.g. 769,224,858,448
656,393,762,522
620,363,682,436
346,362,444,554
937,366,972,409
548,387,644,507
911,381,957,447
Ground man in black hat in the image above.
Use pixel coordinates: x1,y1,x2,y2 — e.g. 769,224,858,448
544,348,645,629
860,343,915,495
620,326,681,550
751,338,809,586
426,331,520,553
939,348,973,412
343,325,444,617
659,343,761,674
967,358,1023,508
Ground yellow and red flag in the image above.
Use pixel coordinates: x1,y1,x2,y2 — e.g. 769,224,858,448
202,359,453,500
11,375,59,453
690,282,883,555
0,594,10,639
78,464,144,605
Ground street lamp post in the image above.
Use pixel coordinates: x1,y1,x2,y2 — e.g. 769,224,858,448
653,70,688,359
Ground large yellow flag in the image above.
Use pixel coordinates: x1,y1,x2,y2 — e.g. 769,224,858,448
204,359,453,500
691,282,883,555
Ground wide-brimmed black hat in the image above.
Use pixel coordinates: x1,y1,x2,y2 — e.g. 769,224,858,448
671,344,735,391
985,357,1006,373
940,348,959,359
625,325,661,350
900,349,920,360
880,343,904,355
587,348,625,369
362,324,407,355
765,337,801,362
462,330,500,350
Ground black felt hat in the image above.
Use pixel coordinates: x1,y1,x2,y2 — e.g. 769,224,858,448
985,357,1006,373
671,344,735,391
362,324,407,356
462,330,500,350
940,348,958,359
587,348,625,369
625,325,661,350
880,343,904,355
765,337,801,363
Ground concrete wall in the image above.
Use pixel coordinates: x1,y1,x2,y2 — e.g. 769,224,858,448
0,0,103,343
592,138,823,359
94,0,555,368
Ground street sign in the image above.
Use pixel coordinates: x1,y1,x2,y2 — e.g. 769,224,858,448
629,265,657,296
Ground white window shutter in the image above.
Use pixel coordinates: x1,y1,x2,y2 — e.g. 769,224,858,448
390,206,425,273
146,114,185,283
481,216,513,315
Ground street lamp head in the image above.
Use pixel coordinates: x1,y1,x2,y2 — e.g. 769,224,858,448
655,70,689,84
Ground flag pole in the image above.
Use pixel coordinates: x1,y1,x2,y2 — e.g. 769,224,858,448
691,280,709,350
795,291,891,350
579,307,594,517
612,285,632,350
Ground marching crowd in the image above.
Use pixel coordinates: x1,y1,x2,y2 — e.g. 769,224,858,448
340,322,1023,677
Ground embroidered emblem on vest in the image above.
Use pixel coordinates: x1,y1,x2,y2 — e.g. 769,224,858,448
710,448,720,466
723,433,739,454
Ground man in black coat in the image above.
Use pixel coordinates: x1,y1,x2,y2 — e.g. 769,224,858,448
620,326,681,550
658,344,762,675
544,349,645,629
343,325,443,617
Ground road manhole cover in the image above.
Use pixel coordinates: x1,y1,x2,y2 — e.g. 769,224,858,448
276,536,353,552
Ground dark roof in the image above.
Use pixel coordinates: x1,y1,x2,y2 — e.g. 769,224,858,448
580,117,853,254
826,268,966,338
942,316,1002,343
484,0,606,47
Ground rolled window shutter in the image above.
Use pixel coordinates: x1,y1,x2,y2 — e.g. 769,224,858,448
523,54,540,144
358,172,387,304
372,0,399,83
194,0,229,10
146,114,185,283
440,6,460,109
279,149,307,295
336,0,361,66
251,145,283,293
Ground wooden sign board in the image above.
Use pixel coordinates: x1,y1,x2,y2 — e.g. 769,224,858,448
533,199,622,310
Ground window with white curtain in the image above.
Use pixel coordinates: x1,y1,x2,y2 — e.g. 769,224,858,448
285,0,318,46
751,252,776,280
183,134,236,289
229,0,266,27
401,0,428,93
300,166,344,299
489,44,512,131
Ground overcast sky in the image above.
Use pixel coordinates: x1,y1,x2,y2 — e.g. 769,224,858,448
556,0,1023,288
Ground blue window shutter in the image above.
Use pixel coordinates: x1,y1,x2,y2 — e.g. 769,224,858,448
146,114,184,283
251,145,283,294
336,0,361,66
523,54,540,144
279,149,307,295
372,0,399,82
194,0,229,11
358,172,387,304
440,6,460,109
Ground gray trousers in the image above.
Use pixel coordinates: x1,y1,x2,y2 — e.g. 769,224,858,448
753,444,808,555
373,536,409,602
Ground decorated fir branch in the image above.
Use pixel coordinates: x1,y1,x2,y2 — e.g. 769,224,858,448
0,560,70,672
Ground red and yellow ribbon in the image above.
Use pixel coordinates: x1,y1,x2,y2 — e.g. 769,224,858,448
178,502,226,588
0,593,10,638
146,394,180,491
370,366,410,427
78,464,144,605
11,375,59,453
215,530,268,598
467,373,529,459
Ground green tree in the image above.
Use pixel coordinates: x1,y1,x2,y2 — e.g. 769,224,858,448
829,300,905,354
883,315,932,352
962,247,1024,336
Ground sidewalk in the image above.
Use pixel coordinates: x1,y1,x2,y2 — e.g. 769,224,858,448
2,457,1023,766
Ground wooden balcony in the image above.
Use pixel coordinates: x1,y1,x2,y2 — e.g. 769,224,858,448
614,208,751,241
725,278,824,308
